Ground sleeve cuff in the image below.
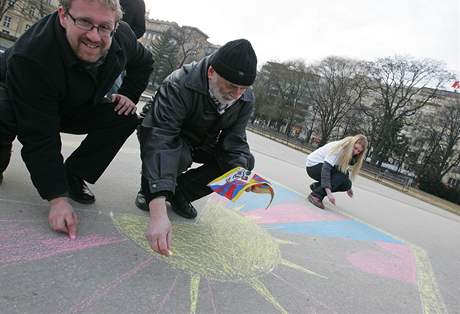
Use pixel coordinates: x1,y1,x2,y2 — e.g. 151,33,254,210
144,190,173,204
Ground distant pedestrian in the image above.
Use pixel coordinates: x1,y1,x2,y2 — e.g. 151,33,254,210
120,0,145,39
107,0,146,95
306,134,368,209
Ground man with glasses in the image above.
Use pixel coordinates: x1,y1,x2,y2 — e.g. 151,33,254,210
0,0,153,239
136,39,257,256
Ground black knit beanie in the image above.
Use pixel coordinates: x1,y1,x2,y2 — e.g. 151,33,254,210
210,39,257,86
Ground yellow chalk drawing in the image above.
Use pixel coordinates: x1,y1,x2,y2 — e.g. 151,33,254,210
412,245,447,314
112,202,326,314
190,274,200,314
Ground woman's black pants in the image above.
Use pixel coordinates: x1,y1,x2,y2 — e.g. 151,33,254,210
306,163,352,200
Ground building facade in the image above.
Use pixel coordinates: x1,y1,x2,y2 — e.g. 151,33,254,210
0,0,58,50
139,17,218,63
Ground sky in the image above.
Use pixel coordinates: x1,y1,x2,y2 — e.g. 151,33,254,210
144,0,460,82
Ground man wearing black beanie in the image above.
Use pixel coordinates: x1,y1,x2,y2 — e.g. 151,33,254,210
136,39,257,256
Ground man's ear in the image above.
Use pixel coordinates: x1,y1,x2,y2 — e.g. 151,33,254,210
208,65,215,78
57,7,67,29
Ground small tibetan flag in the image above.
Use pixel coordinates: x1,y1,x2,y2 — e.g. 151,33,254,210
208,167,275,208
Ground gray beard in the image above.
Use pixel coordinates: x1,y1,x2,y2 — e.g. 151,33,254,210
209,81,237,107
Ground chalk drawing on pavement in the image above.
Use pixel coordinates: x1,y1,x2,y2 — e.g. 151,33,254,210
0,221,125,268
235,180,447,314
113,201,327,314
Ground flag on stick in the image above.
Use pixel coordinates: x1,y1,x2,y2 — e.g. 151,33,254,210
208,167,275,208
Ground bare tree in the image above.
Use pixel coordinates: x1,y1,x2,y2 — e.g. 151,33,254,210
174,27,204,68
252,65,278,123
339,106,366,138
263,60,310,135
145,25,211,91
272,60,311,135
363,56,453,166
252,61,311,133
305,56,367,146
409,96,460,189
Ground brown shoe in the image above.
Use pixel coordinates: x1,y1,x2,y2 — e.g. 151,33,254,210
308,193,325,209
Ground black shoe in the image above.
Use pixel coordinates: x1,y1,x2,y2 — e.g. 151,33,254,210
66,172,95,204
171,190,197,219
0,173,3,185
135,191,149,211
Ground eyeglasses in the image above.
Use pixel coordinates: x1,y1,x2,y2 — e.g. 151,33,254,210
66,11,116,37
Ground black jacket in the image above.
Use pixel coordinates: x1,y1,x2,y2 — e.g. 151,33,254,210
120,0,146,39
141,56,254,195
1,12,153,200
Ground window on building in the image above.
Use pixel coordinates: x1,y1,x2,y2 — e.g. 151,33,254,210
8,0,15,7
25,24,31,31
2,16,12,28
2,30,10,35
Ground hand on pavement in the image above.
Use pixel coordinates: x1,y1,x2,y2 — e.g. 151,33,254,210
112,94,137,115
145,197,172,256
48,197,78,240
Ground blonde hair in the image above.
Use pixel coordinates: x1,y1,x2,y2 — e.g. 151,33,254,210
60,0,123,21
330,134,368,179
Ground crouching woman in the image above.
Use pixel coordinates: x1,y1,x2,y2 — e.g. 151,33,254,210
306,134,368,209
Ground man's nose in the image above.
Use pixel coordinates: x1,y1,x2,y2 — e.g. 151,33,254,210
231,87,246,98
86,27,102,41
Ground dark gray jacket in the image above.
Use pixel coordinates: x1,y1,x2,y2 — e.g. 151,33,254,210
141,56,254,195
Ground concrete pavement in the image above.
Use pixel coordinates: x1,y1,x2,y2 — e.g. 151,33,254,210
0,131,459,314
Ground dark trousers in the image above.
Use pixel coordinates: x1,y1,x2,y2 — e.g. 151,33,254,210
0,86,16,174
60,101,138,183
176,149,233,202
0,86,138,183
140,145,236,203
306,163,352,200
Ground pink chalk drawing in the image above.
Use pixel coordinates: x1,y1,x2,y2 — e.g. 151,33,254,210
242,203,345,224
0,223,125,266
70,257,154,314
346,242,417,284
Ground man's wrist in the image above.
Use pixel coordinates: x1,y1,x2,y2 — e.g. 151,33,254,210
148,197,167,216
144,190,173,204
49,196,68,206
